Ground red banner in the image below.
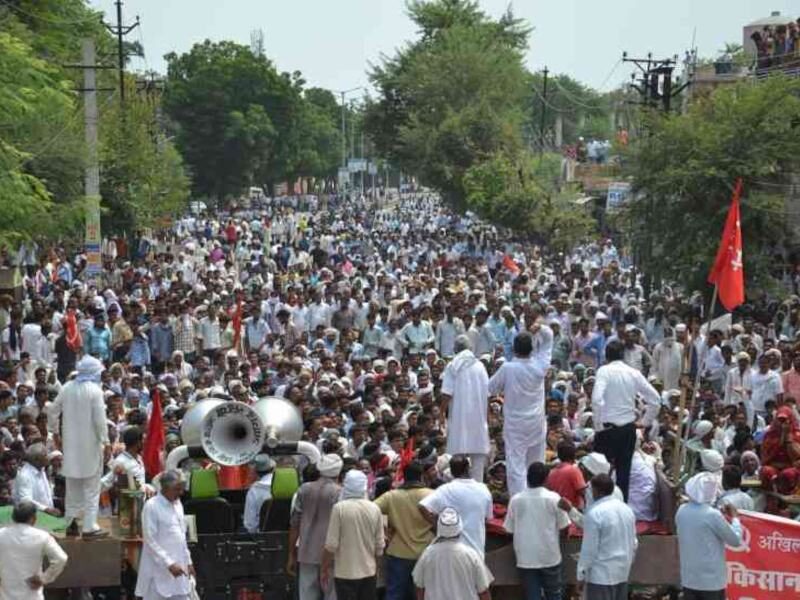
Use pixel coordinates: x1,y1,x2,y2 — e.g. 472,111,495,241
726,510,800,599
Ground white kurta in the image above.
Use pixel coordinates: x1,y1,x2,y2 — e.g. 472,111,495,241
488,326,553,497
47,380,108,479
135,495,193,600
442,350,489,455
0,523,67,600
12,463,53,511
652,340,683,391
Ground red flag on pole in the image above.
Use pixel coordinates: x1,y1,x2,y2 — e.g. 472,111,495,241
502,254,520,275
65,309,82,353
231,300,244,353
143,388,165,478
708,178,745,312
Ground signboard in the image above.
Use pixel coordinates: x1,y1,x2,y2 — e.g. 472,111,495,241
368,162,378,175
348,158,367,173
726,510,800,599
337,167,350,190
84,195,102,277
606,181,631,212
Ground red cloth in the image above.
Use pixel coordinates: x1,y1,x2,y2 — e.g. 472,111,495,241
707,178,744,311
486,518,670,538
761,406,800,469
546,462,586,508
393,438,415,485
502,254,520,275
142,388,165,478
231,300,243,352
65,309,82,353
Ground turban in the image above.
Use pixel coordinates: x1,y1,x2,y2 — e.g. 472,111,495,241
317,453,343,479
341,470,368,500
75,356,104,383
700,449,724,473
686,472,719,504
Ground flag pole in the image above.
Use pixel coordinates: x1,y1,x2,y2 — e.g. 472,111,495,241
673,283,718,480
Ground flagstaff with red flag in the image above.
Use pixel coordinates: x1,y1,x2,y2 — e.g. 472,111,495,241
707,178,745,312
143,388,166,478
675,178,746,479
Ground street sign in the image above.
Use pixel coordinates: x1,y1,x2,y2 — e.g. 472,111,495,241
606,182,632,212
337,167,350,189
368,162,378,175
347,158,367,173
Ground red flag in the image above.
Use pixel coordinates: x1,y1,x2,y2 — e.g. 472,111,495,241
231,300,244,353
708,178,744,312
143,388,165,478
393,437,415,485
65,309,82,353
502,254,520,275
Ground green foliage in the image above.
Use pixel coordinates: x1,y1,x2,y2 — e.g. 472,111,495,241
0,31,84,246
366,0,531,207
464,152,596,250
163,41,342,200
100,94,190,233
623,76,800,295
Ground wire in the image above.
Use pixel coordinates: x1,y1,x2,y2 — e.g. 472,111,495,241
0,0,102,25
597,59,622,91
136,21,150,74
550,78,608,112
530,84,569,113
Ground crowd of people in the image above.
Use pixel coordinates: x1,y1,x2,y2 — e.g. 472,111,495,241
751,17,800,73
0,191,798,600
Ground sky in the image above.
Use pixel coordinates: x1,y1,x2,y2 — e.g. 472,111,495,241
89,0,796,94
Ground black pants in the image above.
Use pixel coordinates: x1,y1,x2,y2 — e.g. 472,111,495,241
335,576,377,600
594,422,636,501
682,588,725,600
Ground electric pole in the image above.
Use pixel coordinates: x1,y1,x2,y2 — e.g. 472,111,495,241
538,66,549,155
105,0,139,104
622,52,689,113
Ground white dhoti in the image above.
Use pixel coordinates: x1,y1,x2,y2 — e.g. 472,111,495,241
141,580,190,600
65,473,102,533
504,416,546,498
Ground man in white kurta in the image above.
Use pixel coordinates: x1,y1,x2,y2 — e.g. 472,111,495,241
488,326,553,498
135,471,194,600
12,444,57,514
0,501,68,600
47,356,110,537
441,336,490,481
651,332,683,391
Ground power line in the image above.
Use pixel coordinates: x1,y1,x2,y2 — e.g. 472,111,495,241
597,59,622,91
550,78,607,111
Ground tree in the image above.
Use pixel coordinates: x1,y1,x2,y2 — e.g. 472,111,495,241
365,0,531,207
622,76,800,296
99,93,190,234
0,32,86,246
463,152,595,250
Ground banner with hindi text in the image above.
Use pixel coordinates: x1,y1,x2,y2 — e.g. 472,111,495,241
726,510,800,599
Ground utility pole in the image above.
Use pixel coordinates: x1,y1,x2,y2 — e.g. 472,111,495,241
538,66,549,155
83,40,100,201
82,40,102,279
105,0,139,104
622,52,689,113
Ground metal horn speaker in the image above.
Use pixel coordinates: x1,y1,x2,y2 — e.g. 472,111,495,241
252,396,304,448
200,401,265,466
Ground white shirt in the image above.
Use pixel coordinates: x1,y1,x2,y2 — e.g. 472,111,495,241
12,463,53,511
100,451,153,494
412,538,493,600
419,478,493,558
750,368,782,413
243,474,273,533
724,367,752,406
504,487,569,568
442,351,489,455
198,317,221,350
0,523,68,600
576,496,638,585
592,360,661,430
628,453,658,521
135,494,193,599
